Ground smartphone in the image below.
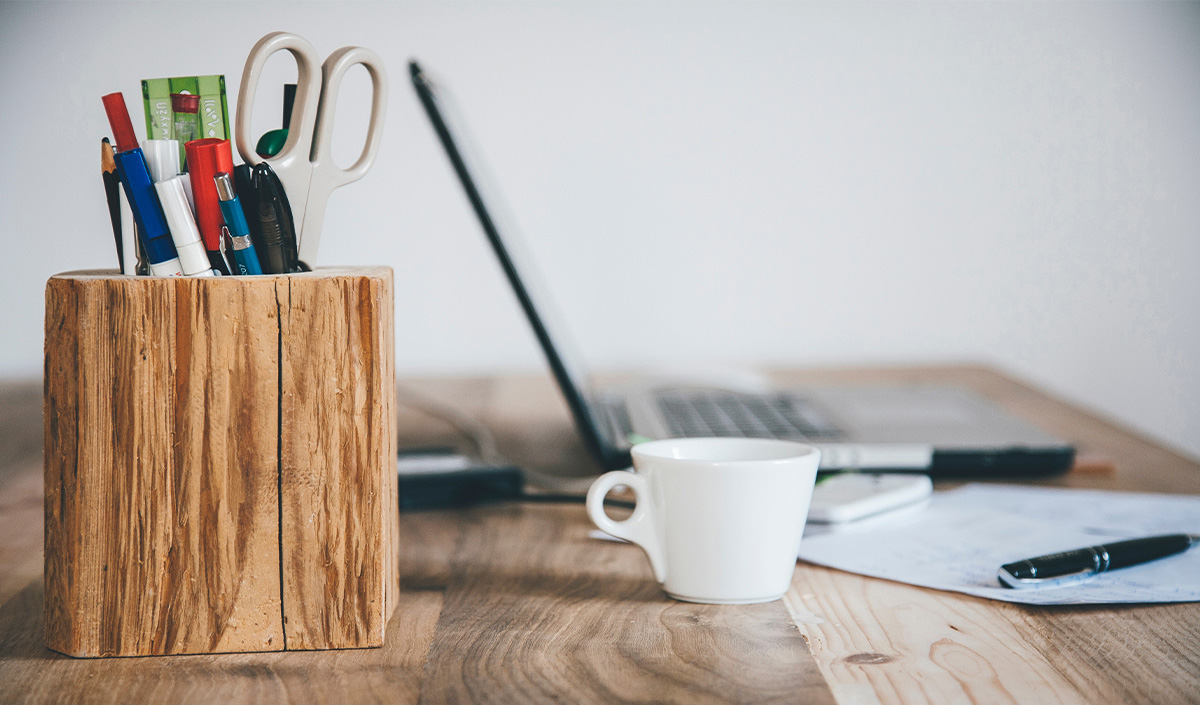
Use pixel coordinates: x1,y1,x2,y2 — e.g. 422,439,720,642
807,473,933,524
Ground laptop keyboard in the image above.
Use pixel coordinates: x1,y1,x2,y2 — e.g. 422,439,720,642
654,389,843,440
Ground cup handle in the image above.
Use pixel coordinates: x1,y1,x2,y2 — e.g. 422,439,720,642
586,471,667,583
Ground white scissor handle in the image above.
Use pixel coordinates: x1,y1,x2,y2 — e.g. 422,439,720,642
235,31,322,170
309,45,388,186
296,46,388,265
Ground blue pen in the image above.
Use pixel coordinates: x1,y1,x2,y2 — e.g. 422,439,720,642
214,173,263,275
114,148,183,276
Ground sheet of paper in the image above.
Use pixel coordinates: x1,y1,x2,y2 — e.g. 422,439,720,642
797,484,1200,605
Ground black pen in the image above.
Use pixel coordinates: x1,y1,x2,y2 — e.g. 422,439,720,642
252,163,299,273
999,533,1199,589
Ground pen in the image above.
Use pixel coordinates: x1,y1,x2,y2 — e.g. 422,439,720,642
233,164,264,265
252,162,300,272
998,533,1200,589
155,176,215,276
141,139,180,183
113,149,184,276
103,92,182,276
102,92,139,153
214,173,263,275
252,163,289,273
185,138,235,274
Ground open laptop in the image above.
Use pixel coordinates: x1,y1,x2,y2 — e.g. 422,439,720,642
409,60,1075,477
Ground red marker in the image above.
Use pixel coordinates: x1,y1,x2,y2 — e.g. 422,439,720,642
101,93,139,153
185,138,235,274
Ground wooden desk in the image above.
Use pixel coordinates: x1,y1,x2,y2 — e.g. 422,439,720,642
0,366,1197,703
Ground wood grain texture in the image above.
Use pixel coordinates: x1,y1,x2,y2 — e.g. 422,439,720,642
410,503,833,705
0,579,440,705
44,274,282,657
786,563,1200,705
278,268,397,650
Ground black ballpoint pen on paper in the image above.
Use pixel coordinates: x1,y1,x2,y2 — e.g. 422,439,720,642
998,533,1200,589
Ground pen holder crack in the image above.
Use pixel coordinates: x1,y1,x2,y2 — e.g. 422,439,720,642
43,267,398,657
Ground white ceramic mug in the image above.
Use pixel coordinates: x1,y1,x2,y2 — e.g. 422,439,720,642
586,437,820,604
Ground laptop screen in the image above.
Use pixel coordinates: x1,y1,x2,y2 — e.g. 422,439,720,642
410,61,629,470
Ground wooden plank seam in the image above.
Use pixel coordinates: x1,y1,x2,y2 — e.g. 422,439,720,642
274,276,288,653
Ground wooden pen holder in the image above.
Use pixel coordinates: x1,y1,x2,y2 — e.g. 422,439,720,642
42,267,398,657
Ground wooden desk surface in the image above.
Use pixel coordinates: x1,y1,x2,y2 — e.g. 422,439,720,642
1,365,1198,704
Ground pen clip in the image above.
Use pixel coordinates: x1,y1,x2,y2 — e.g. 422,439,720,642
997,565,1098,590
219,225,234,273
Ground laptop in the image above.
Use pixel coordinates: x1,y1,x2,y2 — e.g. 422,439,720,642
409,60,1075,477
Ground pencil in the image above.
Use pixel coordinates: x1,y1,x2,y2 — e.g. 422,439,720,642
101,138,124,272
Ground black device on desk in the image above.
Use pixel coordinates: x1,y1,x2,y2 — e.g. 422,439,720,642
397,448,525,510
409,60,1074,477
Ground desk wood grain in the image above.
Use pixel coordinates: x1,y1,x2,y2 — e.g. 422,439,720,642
2,366,1199,704
411,504,829,704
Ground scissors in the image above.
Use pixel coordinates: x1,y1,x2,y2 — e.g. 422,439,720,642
236,32,387,266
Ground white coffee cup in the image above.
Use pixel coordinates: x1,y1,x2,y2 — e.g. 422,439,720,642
586,437,820,604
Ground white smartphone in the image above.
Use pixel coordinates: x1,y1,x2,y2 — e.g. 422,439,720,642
807,473,933,524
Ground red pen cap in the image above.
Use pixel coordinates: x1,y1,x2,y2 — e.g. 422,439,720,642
102,92,139,153
185,138,235,252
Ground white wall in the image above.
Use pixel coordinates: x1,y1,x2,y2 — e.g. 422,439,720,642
1,1,1197,460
